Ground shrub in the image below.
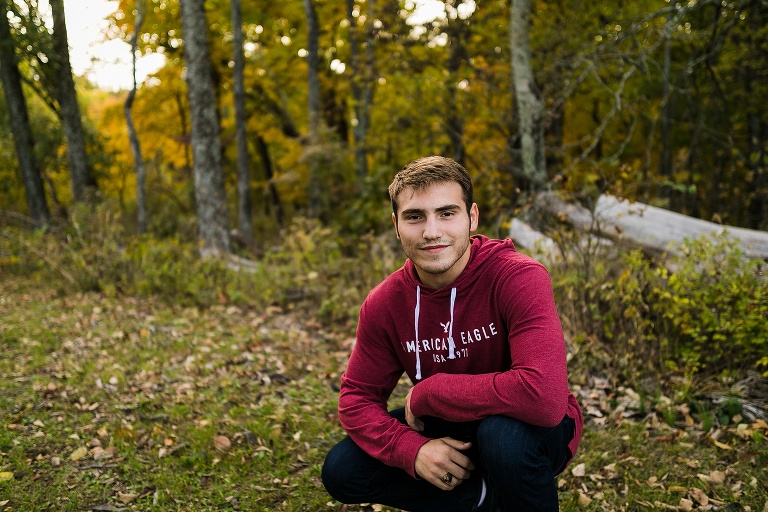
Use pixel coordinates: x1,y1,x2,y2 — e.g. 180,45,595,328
653,235,767,376
1,206,402,327
550,231,768,378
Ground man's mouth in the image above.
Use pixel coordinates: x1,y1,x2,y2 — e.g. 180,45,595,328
420,244,448,253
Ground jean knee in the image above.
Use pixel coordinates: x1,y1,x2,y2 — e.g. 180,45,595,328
321,441,353,503
476,416,537,472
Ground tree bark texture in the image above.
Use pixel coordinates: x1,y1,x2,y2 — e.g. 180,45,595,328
347,0,376,183
443,1,469,165
50,0,95,202
303,0,322,218
231,0,253,243
510,0,546,187
0,0,49,225
124,0,147,233
180,0,231,256
253,134,284,228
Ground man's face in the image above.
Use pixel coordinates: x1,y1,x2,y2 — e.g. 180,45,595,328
392,181,478,289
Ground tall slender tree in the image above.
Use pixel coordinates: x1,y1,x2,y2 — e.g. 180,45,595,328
50,0,96,202
124,0,147,233
0,0,49,225
180,0,231,256
303,0,322,218
442,0,471,165
510,0,546,188
347,0,376,183
231,0,253,243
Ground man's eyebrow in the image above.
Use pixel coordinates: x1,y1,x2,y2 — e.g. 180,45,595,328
400,204,461,216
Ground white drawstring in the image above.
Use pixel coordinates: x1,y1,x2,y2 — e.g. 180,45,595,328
447,287,457,359
414,286,422,380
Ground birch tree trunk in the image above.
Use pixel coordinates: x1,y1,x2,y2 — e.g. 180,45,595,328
0,0,49,225
303,0,322,218
231,0,253,243
180,0,231,257
50,0,95,202
510,0,546,187
124,0,147,233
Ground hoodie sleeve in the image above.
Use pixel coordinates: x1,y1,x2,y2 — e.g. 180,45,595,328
338,302,430,478
409,262,571,428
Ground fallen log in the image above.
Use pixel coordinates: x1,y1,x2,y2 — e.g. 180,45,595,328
508,218,559,263
531,192,768,261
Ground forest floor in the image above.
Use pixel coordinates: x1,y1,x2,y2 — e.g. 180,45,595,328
1,276,767,512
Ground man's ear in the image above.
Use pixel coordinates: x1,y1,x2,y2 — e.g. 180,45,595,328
469,203,479,232
392,212,400,239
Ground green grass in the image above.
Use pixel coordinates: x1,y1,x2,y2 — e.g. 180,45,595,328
1,276,767,511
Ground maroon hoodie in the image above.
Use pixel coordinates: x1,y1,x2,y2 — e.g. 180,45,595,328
338,235,583,478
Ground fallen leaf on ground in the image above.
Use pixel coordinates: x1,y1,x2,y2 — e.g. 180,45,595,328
708,470,725,485
214,435,231,451
689,487,709,506
117,492,139,504
578,493,592,507
0,472,13,481
70,446,88,461
571,462,586,477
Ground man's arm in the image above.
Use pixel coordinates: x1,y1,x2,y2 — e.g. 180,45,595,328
338,315,431,478
408,263,571,426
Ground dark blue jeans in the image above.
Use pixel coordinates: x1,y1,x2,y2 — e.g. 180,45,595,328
322,408,575,512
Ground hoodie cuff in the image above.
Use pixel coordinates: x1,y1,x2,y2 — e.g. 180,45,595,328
409,374,440,418
392,429,431,479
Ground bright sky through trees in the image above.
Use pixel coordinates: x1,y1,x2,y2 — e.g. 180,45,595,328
52,0,163,91
51,0,470,91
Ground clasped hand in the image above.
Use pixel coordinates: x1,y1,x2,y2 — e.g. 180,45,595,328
406,388,475,490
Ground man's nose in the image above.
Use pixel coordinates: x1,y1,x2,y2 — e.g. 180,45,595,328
422,216,442,239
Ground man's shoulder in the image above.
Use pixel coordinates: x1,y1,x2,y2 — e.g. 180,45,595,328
364,266,409,303
484,241,549,273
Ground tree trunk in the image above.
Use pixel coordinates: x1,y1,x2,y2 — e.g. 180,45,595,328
180,0,231,257
0,0,49,225
231,0,253,243
303,0,322,218
50,0,95,202
347,0,376,183
510,0,546,187
443,1,469,165
253,134,284,228
745,0,767,230
531,192,768,261
659,4,674,195
124,0,147,233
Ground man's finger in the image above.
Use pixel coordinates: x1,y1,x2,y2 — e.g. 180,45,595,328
439,438,475,470
441,437,472,450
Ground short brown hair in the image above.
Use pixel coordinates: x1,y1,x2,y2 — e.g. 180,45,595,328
388,156,474,215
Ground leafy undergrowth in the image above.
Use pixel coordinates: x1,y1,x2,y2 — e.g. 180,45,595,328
1,277,766,511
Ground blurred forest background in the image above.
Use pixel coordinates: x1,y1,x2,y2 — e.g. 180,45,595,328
2,0,768,413
3,0,767,235
1,0,768,509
